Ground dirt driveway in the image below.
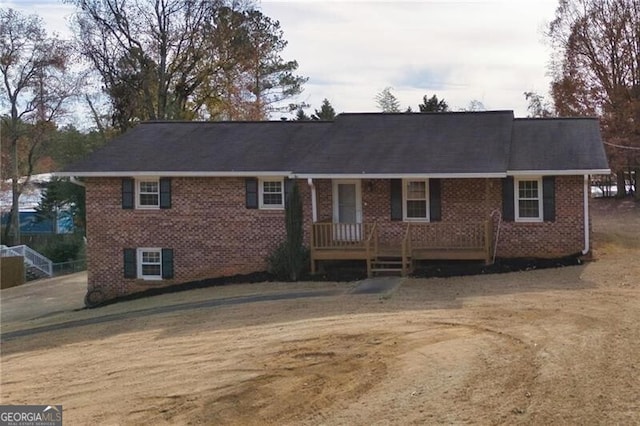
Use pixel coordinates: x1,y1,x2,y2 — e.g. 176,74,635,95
1,272,87,327
1,199,639,425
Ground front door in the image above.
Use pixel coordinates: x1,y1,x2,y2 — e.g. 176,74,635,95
332,180,362,240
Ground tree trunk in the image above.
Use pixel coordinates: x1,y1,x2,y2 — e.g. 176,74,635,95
8,136,21,245
616,170,627,198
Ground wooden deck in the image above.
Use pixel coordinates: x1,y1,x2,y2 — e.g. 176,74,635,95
310,221,493,277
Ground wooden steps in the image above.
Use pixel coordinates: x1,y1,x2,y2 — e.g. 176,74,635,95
370,256,411,276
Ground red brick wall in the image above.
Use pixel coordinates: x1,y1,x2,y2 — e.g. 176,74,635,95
85,177,313,300
312,176,587,258
496,175,586,258
85,176,588,300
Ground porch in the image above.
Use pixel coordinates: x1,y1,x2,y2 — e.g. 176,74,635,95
310,221,494,277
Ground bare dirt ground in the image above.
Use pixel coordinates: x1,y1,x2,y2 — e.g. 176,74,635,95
2,198,640,425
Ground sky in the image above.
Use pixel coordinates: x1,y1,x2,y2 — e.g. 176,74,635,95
3,0,559,119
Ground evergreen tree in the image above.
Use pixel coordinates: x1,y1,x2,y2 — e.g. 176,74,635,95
295,108,311,120
418,94,449,112
284,181,304,281
311,98,337,120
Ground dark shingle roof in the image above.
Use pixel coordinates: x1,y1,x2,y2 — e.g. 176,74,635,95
62,111,610,176
63,121,330,174
296,111,513,175
509,118,609,172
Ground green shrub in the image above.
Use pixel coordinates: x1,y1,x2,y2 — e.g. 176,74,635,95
266,181,308,281
40,235,85,263
268,242,309,281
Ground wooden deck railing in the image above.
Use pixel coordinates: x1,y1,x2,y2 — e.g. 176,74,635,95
310,220,494,274
365,223,378,276
408,221,490,249
401,223,412,276
311,222,376,248
310,223,378,274
408,220,493,264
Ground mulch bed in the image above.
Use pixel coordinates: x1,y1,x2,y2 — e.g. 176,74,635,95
86,256,582,308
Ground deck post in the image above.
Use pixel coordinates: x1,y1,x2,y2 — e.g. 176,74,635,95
484,220,492,265
310,224,316,274
365,223,373,277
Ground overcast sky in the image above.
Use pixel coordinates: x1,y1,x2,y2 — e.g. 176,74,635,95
4,0,559,119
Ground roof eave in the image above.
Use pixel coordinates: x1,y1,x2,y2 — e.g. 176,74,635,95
54,171,294,178
507,169,611,176
296,172,507,179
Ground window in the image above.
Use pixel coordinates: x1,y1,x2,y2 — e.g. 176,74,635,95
259,178,284,209
136,178,160,209
137,248,162,280
403,179,429,221
515,178,543,222
124,248,173,280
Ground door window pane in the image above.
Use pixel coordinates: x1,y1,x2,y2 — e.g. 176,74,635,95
338,184,357,223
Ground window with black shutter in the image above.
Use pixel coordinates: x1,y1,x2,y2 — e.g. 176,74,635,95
246,178,258,209
542,176,555,222
159,177,172,209
122,178,134,209
123,248,136,278
429,179,442,222
390,179,403,221
502,177,515,222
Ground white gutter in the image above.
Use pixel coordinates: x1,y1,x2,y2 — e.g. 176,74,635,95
296,172,507,179
54,171,294,178
582,174,590,255
507,169,610,176
307,178,317,223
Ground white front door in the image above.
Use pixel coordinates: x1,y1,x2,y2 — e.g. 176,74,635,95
332,180,362,240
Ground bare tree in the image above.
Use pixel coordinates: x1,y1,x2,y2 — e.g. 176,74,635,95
70,0,306,125
0,8,73,244
70,0,218,129
548,0,640,197
524,91,555,117
375,87,401,113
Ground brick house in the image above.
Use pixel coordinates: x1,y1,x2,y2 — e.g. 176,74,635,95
60,111,609,304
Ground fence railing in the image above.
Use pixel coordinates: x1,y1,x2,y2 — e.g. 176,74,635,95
52,258,87,276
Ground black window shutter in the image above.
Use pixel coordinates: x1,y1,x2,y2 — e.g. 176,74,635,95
429,178,442,222
161,248,174,279
284,178,294,207
122,178,134,209
543,176,556,222
159,177,171,209
123,248,136,278
245,178,258,209
502,177,515,221
390,179,403,221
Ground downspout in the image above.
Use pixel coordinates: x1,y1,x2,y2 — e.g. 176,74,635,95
307,178,317,223
69,176,86,187
582,174,590,255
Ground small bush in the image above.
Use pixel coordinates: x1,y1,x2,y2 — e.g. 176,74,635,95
267,242,309,281
40,235,85,263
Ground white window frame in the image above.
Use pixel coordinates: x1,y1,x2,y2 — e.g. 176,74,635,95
259,178,284,210
135,177,160,209
514,177,543,222
137,248,162,280
403,179,430,222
